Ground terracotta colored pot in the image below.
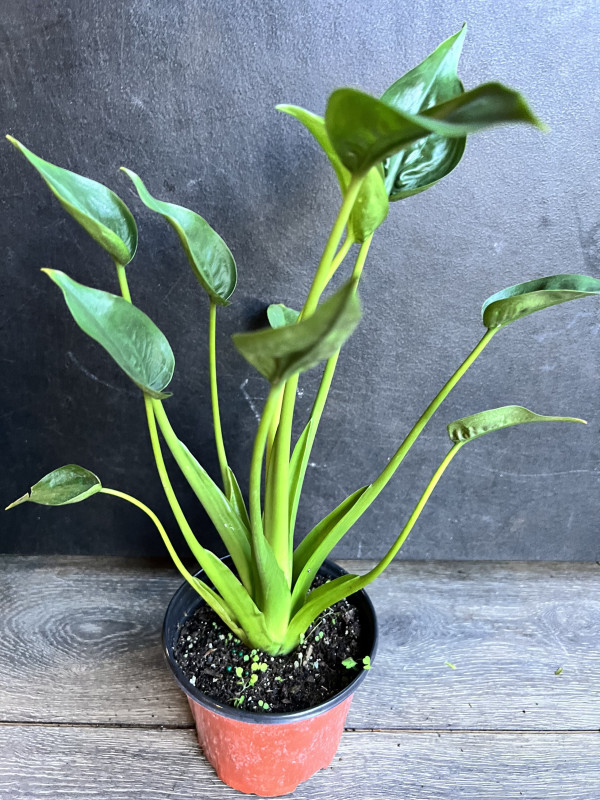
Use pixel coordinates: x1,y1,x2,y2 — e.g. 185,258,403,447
163,558,378,796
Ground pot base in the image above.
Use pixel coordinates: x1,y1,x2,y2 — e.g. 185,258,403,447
188,694,354,796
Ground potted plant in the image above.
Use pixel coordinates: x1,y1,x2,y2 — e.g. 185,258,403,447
6,26,599,796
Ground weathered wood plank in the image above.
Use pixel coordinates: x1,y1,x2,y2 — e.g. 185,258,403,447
1,557,599,730
1,726,599,799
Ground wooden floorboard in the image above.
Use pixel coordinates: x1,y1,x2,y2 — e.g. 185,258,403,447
1,726,599,799
1,557,598,730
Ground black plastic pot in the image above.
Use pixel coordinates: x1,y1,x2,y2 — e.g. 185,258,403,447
163,557,378,796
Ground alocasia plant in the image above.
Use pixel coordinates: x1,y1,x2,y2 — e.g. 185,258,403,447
6,27,599,656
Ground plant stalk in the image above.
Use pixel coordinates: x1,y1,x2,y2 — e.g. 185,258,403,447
209,299,229,488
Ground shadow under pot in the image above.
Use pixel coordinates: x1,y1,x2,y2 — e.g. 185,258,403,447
162,557,378,797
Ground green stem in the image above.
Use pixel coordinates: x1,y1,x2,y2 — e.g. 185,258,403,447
324,235,354,285
293,327,499,584
100,487,196,584
209,300,228,488
284,443,465,650
301,176,364,319
115,262,131,302
248,384,284,541
143,395,205,563
288,236,373,539
272,176,365,558
100,487,244,638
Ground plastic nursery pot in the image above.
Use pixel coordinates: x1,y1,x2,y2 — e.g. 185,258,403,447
163,557,378,797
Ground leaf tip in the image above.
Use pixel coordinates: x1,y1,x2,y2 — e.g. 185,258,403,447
5,493,29,510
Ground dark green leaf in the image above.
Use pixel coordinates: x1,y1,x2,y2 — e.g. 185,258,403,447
381,26,467,200
121,169,236,305
325,83,545,176
267,303,300,328
276,105,388,241
233,280,361,384
6,465,101,509
44,270,174,398
447,405,586,444
482,274,600,329
7,136,137,266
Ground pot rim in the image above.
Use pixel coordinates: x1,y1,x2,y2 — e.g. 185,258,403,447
162,557,378,725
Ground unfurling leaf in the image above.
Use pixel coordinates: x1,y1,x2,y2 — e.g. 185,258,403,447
381,25,467,200
6,136,137,266
482,274,600,329
121,168,236,305
325,83,544,177
233,280,361,384
267,303,300,328
6,465,101,509
44,270,175,398
447,406,586,444
276,105,388,241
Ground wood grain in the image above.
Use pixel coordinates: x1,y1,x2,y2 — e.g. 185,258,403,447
1,557,599,731
1,726,599,799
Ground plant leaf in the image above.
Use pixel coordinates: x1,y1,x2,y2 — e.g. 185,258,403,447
276,105,388,241
288,418,314,534
325,83,544,176
6,136,137,266
291,485,369,613
6,465,101,509
381,26,467,200
224,466,251,532
447,405,586,444
233,280,361,384
121,168,236,305
482,274,600,329
267,303,300,328
44,270,174,399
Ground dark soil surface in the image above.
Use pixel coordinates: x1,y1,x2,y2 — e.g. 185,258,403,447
173,580,369,714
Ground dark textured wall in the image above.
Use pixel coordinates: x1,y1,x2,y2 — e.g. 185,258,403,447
1,1,599,560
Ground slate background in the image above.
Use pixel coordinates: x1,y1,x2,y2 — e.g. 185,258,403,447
1,0,599,560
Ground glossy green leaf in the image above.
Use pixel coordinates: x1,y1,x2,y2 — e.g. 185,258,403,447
121,168,236,305
267,303,300,328
482,274,600,329
233,280,361,384
6,465,101,509
276,105,388,241
447,405,586,444
44,270,174,399
381,26,467,200
325,83,544,176
6,136,137,266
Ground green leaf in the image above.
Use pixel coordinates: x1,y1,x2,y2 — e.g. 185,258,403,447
288,418,314,533
6,136,137,266
267,303,300,328
482,274,600,329
381,26,467,200
44,270,174,399
165,438,254,589
121,168,236,305
291,485,369,613
277,105,388,242
224,466,251,532
233,280,361,384
447,405,586,444
6,465,101,509
325,82,545,176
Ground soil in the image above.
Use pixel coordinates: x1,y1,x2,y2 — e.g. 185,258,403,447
173,578,368,714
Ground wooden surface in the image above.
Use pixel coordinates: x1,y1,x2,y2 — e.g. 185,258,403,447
1,557,599,798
